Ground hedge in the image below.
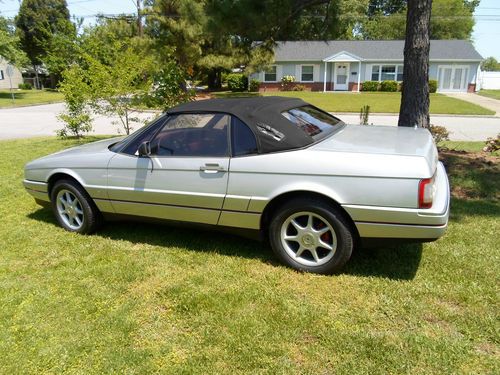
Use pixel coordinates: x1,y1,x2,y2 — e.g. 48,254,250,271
227,73,248,92
361,81,379,91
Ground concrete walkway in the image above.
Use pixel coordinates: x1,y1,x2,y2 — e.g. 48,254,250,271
1,103,499,141
444,93,500,116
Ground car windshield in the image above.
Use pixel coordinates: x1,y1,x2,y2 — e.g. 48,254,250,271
281,105,342,141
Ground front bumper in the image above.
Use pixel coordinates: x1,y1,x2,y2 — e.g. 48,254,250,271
343,162,450,240
23,179,50,203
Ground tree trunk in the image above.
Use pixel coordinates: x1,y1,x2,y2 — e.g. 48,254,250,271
33,64,40,90
398,0,433,128
207,68,222,90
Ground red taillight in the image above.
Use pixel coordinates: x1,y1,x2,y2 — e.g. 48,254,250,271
419,177,435,208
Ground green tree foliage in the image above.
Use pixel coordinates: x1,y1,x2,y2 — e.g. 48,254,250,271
0,17,28,66
58,18,190,135
15,0,76,86
57,64,93,138
144,0,354,88
481,57,500,72
361,0,479,40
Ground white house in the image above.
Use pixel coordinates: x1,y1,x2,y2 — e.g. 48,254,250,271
0,58,24,90
251,40,483,93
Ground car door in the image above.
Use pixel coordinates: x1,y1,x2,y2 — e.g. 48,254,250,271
106,113,230,225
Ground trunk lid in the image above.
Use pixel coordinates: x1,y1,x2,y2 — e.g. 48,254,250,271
313,125,438,175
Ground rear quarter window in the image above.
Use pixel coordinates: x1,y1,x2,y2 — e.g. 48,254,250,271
282,105,342,140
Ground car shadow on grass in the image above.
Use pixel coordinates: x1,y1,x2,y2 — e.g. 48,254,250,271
28,208,422,280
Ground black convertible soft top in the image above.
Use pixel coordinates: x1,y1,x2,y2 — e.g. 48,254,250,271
167,96,325,153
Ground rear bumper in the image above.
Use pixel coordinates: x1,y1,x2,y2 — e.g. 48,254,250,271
343,162,450,240
24,179,50,203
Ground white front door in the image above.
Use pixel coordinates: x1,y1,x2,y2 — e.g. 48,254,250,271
438,65,469,92
334,63,350,91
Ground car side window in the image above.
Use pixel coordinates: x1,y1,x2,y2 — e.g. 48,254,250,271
149,113,229,157
231,117,258,157
119,115,169,155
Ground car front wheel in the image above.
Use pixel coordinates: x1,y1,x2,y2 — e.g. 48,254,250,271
269,198,354,274
50,179,101,234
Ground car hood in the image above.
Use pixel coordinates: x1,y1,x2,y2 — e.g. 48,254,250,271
25,137,124,170
47,137,124,158
313,124,438,172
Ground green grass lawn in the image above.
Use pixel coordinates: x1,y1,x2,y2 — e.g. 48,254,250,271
477,89,500,101
0,137,498,373
212,91,495,115
0,89,64,108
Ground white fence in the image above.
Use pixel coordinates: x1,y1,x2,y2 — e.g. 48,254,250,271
478,71,500,90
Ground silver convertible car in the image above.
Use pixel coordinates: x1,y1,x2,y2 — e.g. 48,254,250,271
24,97,450,274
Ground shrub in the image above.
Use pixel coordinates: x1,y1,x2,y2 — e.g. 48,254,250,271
429,124,450,144
227,73,248,92
361,81,379,91
18,82,32,90
483,134,499,153
359,105,371,125
249,79,260,92
380,80,398,92
57,65,93,138
291,84,306,91
398,81,403,92
281,75,295,91
429,79,438,93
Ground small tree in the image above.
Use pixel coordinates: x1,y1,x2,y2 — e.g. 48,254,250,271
144,60,194,111
88,48,154,135
57,64,93,138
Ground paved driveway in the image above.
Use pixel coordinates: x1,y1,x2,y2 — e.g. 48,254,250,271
0,103,155,140
444,93,500,116
1,103,499,141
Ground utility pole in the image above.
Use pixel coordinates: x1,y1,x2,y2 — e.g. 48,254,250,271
136,0,143,37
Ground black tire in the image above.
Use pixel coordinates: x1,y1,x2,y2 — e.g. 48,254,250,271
50,179,101,234
268,198,353,274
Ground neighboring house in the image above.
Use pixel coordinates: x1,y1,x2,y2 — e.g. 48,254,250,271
0,58,24,90
251,40,483,93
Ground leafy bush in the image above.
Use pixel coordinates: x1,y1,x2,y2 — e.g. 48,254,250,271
398,81,403,92
249,79,260,92
18,82,33,90
57,65,93,138
361,81,379,91
429,124,450,144
359,105,371,125
146,60,194,111
483,134,499,153
380,80,398,92
429,79,438,93
227,73,248,92
291,84,306,91
281,75,295,91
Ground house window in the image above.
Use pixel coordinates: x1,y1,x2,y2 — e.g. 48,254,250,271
381,65,396,81
264,66,277,82
301,65,314,82
397,65,404,81
371,65,404,82
0,70,4,80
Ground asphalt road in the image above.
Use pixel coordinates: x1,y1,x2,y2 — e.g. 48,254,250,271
1,103,499,141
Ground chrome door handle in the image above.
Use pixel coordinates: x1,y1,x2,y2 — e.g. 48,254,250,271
200,163,226,173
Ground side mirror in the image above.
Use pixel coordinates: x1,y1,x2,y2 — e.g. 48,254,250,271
138,141,151,157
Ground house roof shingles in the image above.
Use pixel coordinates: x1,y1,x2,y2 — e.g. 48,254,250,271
274,40,483,61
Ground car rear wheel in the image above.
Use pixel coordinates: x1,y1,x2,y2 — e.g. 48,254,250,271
269,198,353,274
51,179,101,234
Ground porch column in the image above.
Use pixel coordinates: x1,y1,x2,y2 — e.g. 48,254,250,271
357,61,361,92
323,61,327,92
